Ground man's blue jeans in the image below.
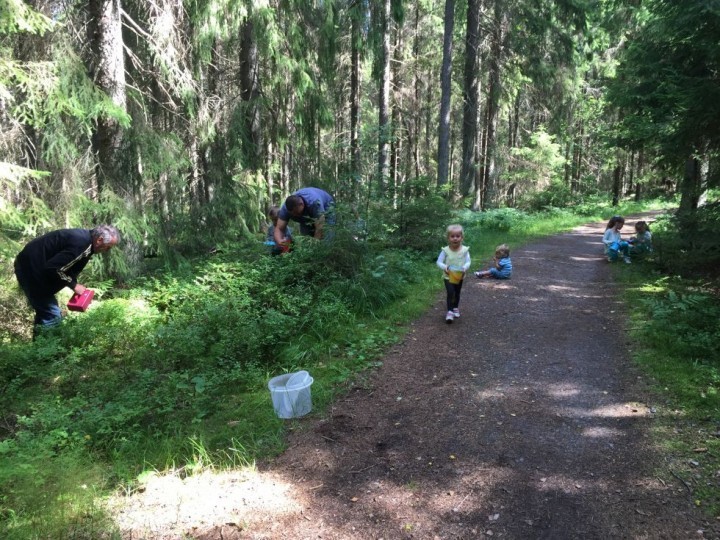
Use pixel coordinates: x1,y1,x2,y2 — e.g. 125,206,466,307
14,263,62,330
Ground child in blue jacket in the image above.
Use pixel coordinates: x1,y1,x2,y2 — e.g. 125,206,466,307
475,244,512,279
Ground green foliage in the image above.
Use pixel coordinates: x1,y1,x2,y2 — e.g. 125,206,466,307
607,0,720,162
392,193,453,252
459,207,531,232
508,128,566,190
519,181,575,211
0,167,53,262
640,288,720,365
650,203,720,277
622,211,720,515
628,277,720,512
0,0,53,36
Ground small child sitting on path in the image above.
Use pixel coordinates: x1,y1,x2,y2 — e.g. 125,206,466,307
436,224,471,324
475,244,512,279
603,215,631,263
629,220,652,256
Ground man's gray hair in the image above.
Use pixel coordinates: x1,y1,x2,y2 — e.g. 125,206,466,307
91,225,120,244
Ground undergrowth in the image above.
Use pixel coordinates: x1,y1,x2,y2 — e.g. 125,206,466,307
0,197,672,538
619,200,720,516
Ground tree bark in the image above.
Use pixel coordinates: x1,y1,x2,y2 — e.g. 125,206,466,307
436,0,455,188
460,0,481,197
634,148,644,201
612,165,621,206
378,0,391,193
391,26,402,206
350,5,361,199
88,0,127,193
678,156,704,215
240,18,262,171
481,0,506,208
412,0,421,183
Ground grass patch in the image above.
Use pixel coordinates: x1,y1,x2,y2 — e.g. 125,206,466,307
619,263,720,516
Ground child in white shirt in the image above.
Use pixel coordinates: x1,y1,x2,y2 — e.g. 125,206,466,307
602,216,631,264
436,224,471,323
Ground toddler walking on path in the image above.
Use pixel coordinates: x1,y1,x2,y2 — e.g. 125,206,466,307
436,224,471,324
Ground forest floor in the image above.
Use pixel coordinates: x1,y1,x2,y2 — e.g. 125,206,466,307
112,214,720,539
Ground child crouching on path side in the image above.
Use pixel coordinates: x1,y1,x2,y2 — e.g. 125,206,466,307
436,224,471,324
475,244,513,279
629,220,653,256
603,215,631,263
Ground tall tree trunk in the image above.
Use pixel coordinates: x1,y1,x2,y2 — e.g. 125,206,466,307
436,0,454,188
378,0,391,193
509,89,520,149
460,0,481,197
473,107,486,211
424,70,432,176
612,165,621,206
412,0,421,183
192,41,219,214
678,156,704,215
390,27,402,206
350,5,361,202
481,1,505,208
88,0,127,193
571,127,583,192
709,155,720,190
634,148,644,201
240,19,262,171
563,138,572,186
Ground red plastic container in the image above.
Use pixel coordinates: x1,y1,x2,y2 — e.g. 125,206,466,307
67,289,94,312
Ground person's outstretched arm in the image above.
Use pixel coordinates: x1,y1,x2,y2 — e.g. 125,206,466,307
274,218,290,244
313,214,326,239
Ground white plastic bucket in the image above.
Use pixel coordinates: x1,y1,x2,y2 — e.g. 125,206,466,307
286,370,310,389
268,371,314,419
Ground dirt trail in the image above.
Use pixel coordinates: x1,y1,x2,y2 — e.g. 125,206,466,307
118,216,720,539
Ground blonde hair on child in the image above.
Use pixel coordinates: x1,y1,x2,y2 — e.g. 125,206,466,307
495,244,510,258
446,224,464,236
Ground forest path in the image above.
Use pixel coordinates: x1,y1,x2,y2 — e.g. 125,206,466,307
116,214,719,539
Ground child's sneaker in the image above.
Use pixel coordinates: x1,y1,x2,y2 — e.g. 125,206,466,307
445,311,454,323
474,271,483,278
452,308,460,318
624,256,632,264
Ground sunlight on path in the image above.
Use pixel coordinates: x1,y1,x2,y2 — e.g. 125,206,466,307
107,469,301,538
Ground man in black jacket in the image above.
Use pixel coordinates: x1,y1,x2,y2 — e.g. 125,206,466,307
14,225,120,334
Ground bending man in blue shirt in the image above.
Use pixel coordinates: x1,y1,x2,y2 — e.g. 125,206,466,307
273,187,335,243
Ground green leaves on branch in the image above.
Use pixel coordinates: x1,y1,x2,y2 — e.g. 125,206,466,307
0,0,53,36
